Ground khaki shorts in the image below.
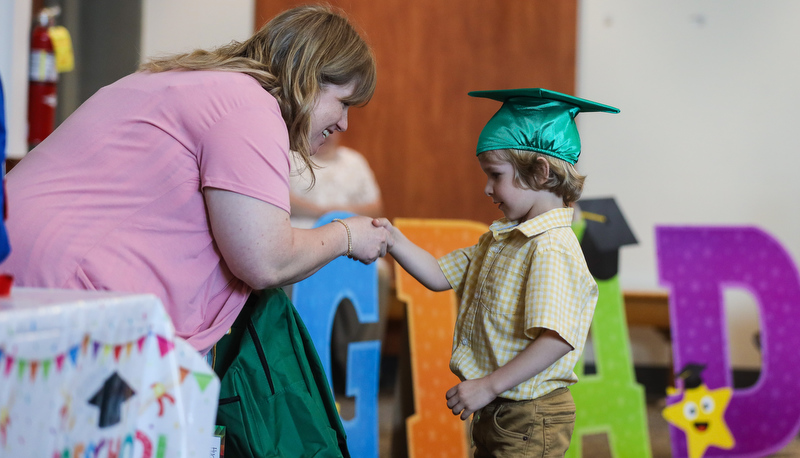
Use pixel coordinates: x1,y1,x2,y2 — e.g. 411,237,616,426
471,387,575,457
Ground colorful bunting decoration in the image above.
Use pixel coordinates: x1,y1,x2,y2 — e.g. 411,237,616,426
179,367,190,383
192,372,214,392
0,332,176,382
156,336,174,357
0,405,10,447
4,357,13,376
82,334,90,354
177,366,215,392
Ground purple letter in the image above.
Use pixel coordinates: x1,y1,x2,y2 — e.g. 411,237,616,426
657,226,800,456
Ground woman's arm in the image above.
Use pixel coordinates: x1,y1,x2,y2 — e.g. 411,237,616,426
206,188,390,289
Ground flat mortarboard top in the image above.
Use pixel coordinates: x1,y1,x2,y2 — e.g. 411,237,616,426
578,197,637,280
469,88,619,164
676,363,706,390
88,371,136,428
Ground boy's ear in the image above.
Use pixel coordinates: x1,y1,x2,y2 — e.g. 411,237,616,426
535,156,550,186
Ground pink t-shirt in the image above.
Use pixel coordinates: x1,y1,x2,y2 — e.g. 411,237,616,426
2,70,291,353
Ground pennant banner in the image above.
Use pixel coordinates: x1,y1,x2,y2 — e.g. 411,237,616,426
0,332,175,382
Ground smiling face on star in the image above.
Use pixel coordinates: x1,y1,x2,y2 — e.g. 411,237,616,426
662,384,734,458
308,82,355,155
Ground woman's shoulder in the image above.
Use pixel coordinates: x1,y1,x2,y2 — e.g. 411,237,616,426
116,71,286,142
126,70,276,106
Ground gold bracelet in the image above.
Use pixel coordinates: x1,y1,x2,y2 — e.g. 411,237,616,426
332,218,352,257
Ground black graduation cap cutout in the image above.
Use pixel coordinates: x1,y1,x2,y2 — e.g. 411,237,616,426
578,197,638,280
675,363,706,390
88,371,136,428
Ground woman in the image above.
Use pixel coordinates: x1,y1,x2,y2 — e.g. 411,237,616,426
4,5,387,455
1,5,389,356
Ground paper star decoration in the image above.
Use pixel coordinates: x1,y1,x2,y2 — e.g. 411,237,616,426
150,382,175,417
662,383,734,458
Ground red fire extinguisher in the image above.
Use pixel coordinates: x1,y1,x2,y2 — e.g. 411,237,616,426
27,10,58,148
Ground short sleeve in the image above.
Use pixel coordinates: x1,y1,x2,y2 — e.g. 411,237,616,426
524,246,587,347
439,245,476,294
198,98,291,213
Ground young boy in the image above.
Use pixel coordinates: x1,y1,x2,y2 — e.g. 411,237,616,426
377,88,619,456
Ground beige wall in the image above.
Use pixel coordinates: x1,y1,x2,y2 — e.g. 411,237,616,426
141,0,254,60
577,1,800,369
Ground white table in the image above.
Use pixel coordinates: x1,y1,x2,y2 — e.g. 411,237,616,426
0,287,219,457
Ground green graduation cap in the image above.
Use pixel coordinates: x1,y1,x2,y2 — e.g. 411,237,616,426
469,88,620,164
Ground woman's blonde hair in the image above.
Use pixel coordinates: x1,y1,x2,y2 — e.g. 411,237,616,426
484,149,586,206
139,4,376,177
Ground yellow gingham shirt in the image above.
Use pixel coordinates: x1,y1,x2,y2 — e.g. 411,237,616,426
439,208,598,400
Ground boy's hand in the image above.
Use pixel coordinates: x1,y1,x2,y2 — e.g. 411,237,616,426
372,218,396,250
446,378,497,420
344,216,390,263
371,217,452,291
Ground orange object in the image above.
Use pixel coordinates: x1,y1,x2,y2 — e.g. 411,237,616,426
394,218,488,458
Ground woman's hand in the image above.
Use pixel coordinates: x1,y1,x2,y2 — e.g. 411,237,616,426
342,216,392,264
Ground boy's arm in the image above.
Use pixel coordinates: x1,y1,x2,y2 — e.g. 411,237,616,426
373,218,451,291
445,329,572,420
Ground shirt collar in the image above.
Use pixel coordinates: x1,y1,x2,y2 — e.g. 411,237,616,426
489,207,575,240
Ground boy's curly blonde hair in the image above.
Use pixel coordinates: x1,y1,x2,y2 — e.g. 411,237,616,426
484,149,586,206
